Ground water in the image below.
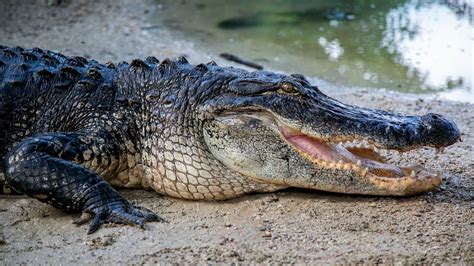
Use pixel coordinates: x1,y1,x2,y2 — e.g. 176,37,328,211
152,0,473,102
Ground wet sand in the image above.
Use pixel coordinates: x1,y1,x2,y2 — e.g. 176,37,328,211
0,0,472,264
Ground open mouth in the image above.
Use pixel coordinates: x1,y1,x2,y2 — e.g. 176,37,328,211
205,111,447,195
279,124,442,185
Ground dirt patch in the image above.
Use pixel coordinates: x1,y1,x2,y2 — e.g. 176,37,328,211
0,0,472,264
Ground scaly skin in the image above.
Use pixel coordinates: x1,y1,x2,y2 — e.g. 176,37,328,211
0,46,461,233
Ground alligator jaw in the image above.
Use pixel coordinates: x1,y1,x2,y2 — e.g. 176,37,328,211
203,71,459,196
278,124,442,195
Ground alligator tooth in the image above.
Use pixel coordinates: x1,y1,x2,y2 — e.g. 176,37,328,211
361,167,369,177
356,160,362,166
436,147,445,154
338,160,344,164
410,170,416,178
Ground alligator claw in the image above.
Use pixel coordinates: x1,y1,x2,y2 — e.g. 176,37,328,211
76,203,161,234
129,205,164,222
88,210,108,234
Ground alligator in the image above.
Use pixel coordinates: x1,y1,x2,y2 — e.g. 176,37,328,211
0,46,461,234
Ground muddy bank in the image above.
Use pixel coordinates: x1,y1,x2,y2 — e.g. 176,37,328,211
0,0,472,264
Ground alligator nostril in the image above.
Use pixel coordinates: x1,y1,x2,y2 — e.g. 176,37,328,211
420,113,461,148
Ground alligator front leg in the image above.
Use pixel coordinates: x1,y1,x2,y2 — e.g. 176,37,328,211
4,131,161,234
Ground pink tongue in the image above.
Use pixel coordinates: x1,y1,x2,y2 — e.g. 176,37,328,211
280,126,357,163
282,129,404,177
285,134,354,162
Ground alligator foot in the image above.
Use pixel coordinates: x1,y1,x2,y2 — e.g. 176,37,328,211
73,202,162,234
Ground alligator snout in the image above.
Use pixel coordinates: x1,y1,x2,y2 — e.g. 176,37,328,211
360,111,461,152
298,95,462,152
418,113,461,148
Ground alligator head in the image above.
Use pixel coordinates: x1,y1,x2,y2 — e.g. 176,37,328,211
192,69,461,196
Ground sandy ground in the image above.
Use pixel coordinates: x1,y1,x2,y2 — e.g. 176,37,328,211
0,0,472,264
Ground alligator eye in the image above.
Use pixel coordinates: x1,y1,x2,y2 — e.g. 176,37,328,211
278,83,299,95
